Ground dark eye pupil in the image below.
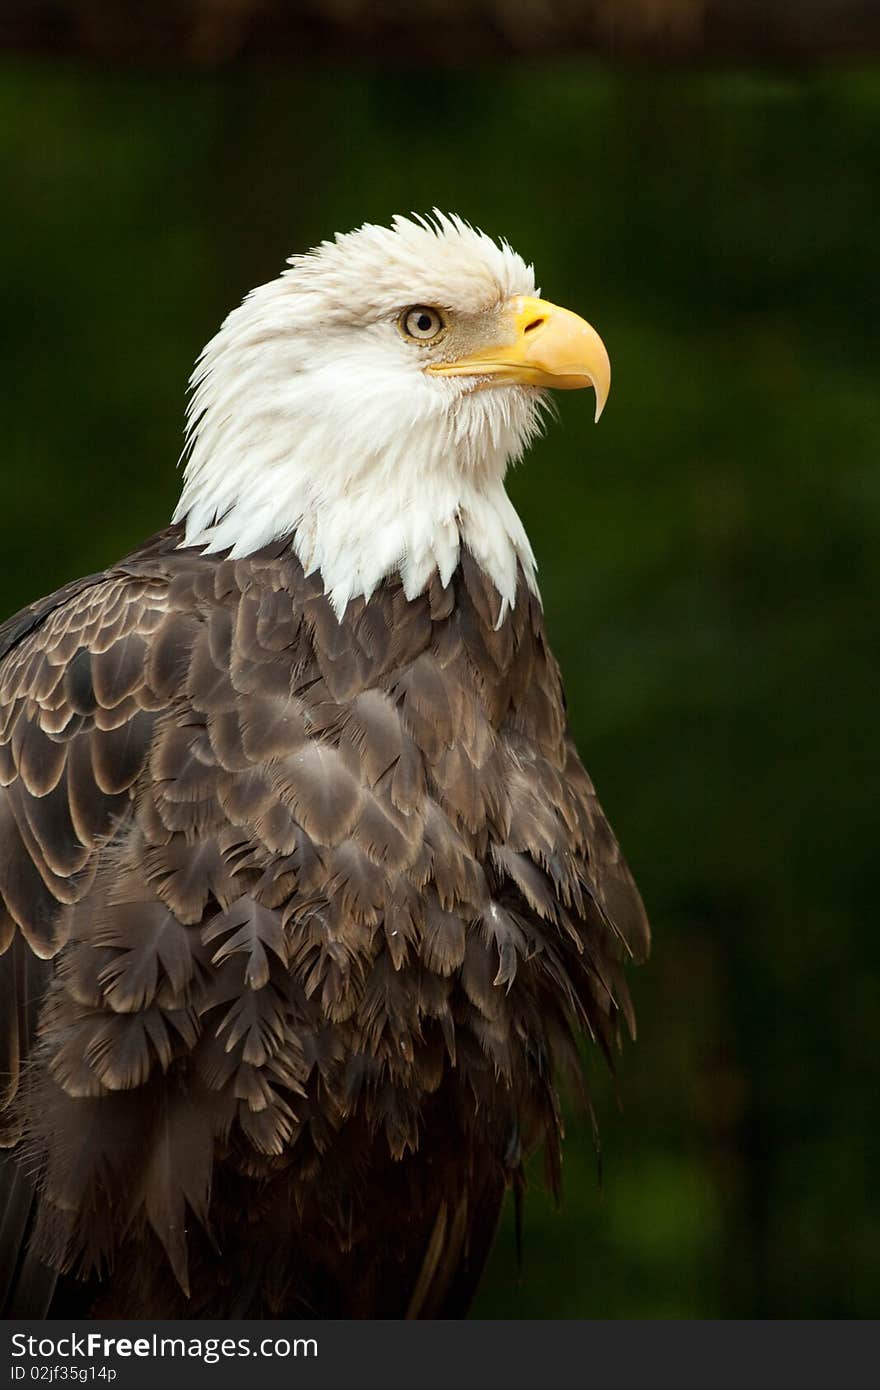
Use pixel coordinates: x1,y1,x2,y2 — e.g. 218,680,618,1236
417,314,432,332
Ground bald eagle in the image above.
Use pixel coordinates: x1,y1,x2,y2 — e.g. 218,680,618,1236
0,214,648,1318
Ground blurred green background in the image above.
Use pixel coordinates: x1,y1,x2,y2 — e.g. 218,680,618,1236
1,52,878,1318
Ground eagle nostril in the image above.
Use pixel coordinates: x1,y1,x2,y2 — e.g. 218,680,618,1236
523,317,545,334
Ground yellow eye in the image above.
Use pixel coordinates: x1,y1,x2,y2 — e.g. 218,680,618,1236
400,306,445,342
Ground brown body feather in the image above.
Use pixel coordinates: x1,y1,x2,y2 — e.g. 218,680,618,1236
0,526,648,1317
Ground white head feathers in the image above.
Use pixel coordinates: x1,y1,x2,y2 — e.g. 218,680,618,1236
174,213,547,618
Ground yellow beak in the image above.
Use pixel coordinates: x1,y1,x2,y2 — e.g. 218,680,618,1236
426,295,611,421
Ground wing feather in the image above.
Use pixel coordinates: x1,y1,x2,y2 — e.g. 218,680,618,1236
1,531,649,1317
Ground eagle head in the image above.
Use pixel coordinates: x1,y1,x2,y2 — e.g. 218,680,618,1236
175,212,609,617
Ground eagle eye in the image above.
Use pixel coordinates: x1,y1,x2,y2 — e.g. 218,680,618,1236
399,306,445,342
